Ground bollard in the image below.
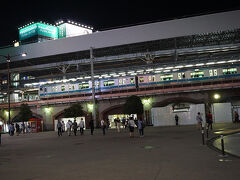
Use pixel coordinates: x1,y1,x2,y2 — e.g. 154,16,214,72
201,128,205,145
206,125,209,139
221,135,225,156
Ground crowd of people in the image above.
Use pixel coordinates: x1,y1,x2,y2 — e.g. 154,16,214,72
7,122,32,136
56,117,146,138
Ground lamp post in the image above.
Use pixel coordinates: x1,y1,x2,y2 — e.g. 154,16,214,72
0,53,27,124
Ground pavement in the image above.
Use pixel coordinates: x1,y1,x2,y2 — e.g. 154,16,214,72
0,123,240,180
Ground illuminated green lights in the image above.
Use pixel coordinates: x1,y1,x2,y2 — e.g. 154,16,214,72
87,103,94,112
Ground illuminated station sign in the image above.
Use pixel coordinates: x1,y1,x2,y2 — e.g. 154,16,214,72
19,21,93,41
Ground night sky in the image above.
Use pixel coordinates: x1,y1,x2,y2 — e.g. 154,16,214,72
0,0,240,47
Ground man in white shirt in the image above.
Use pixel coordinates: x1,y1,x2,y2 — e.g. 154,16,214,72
66,120,72,136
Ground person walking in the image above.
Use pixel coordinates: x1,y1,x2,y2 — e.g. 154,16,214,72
72,120,78,136
196,112,203,130
57,120,62,136
128,117,135,138
206,111,213,130
138,117,144,137
21,122,25,134
79,118,85,135
101,119,106,135
89,119,94,135
66,120,72,136
175,114,179,126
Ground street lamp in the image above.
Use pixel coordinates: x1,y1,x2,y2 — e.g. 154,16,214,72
0,53,27,124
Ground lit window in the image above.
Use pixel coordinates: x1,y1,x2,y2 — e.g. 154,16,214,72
139,77,144,83
119,79,122,85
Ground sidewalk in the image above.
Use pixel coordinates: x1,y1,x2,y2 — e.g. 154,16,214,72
207,122,240,157
0,123,240,180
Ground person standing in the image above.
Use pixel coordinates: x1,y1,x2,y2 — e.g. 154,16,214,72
89,119,94,135
79,118,85,135
15,123,20,136
61,121,65,133
234,111,239,123
57,120,62,136
175,114,179,126
196,112,203,130
9,123,15,136
101,119,106,135
66,120,72,136
116,117,121,132
128,117,135,138
138,117,144,137
72,120,78,136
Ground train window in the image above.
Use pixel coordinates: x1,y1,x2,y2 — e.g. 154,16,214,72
152,76,156,82
178,73,182,79
2,80,7,84
190,71,204,78
182,73,185,78
130,78,135,84
223,68,237,75
214,69,218,76
160,74,173,81
72,85,75,90
68,85,72,91
119,79,122,85
139,77,144,83
95,81,99,87
79,83,89,89
52,87,55,92
103,80,115,86
61,86,65,91
44,88,47,93
123,79,126,84
209,70,213,76
40,87,43,91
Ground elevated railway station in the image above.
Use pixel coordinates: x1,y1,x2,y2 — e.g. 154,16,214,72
1,10,240,131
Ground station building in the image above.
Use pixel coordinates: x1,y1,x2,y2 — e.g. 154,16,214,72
1,10,240,131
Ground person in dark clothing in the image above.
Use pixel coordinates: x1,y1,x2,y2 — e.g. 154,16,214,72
206,112,213,130
89,119,94,135
72,120,78,136
15,123,20,136
57,120,62,136
175,114,179,126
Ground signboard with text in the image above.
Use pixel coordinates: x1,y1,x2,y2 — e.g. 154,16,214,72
19,23,59,40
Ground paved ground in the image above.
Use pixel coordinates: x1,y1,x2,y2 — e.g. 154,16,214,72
0,123,240,180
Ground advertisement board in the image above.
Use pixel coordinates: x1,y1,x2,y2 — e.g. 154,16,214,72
19,23,59,40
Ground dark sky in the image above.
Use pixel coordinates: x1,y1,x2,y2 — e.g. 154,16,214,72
0,0,240,47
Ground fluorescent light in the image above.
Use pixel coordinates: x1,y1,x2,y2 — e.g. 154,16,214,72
195,63,204,66
206,62,215,65
218,60,227,63
146,69,153,72
185,64,193,67
175,65,183,68
227,60,237,63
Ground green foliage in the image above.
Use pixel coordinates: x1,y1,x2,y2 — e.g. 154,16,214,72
64,103,84,119
123,95,143,115
18,104,32,122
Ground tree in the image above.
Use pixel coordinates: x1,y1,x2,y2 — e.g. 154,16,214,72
63,103,84,120
123,95,143,116
18,104,32,122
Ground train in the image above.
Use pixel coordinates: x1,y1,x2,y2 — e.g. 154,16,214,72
39,65,240,98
